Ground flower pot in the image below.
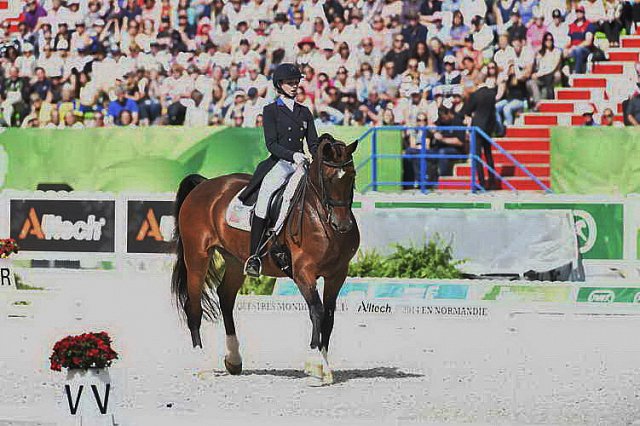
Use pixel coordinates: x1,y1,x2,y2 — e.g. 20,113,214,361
0,258,16,291
63,368,114,425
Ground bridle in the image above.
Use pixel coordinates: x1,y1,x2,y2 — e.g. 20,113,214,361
288,141,355,243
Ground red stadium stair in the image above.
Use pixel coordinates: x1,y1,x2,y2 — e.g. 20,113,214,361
445,35,640,192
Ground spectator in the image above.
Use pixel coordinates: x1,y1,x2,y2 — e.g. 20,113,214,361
566,5,596,74
184,89,209,127
464,74,498,189
456,34,483,70
108,85,139,125
495,60,528,134
1,67,29,126
527,10,548,51
401,12,428,48
449,10,469,52
602,0,623,47
518,0,540,25
470,15,495,62
547,9,571,49
356,37,383,74
494,33,517,73
528,32,562,106
426,12,451,47
22,0,48,32
62,110,84,128
494,0,521,27
577,103,598,126
428,102,466,181
506,10,528,42
382,34,411,75
600,107,622,126
625,91,640,126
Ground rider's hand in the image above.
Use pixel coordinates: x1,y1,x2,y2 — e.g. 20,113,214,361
293,152,307,165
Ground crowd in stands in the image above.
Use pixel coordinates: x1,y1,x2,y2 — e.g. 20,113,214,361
0,0,639,133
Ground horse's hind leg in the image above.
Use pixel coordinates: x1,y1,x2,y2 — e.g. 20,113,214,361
218,254,244,375
183,245,211,348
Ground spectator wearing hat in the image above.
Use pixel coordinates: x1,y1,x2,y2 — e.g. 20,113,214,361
22,0,48,32
107,85,139,125
506,10,527,42
527,9,549,51
602,0,623,47
401,12,428,48
70,21,92,53
16,43,37,78
547,9,570,48
528,32,562,106
439,55,462,86
295,37,317,68
566,5,596,73
427,12,452,44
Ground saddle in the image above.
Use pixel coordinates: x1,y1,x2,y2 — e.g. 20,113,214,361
225,166,305,235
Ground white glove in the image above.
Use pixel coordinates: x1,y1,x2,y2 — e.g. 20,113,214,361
293,152,307,165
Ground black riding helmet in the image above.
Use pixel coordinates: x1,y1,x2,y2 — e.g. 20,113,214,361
272,63,302,97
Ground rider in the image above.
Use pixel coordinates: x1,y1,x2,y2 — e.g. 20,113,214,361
238,63,319,277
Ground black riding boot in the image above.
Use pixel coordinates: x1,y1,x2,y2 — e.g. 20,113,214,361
244,215,267,277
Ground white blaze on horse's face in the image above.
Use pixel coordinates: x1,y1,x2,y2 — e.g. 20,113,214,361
337,168,346,179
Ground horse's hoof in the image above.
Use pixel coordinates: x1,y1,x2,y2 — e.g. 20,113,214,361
304,359,323,379
224,357,242,375
322,370,334,385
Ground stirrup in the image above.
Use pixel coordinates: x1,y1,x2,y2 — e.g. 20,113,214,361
244,255,262,277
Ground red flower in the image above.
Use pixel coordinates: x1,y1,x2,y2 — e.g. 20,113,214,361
50,332,118,371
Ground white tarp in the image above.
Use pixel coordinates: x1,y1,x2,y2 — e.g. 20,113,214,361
354,209,579,276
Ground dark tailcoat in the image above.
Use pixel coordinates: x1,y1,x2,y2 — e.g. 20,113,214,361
238,98,319,204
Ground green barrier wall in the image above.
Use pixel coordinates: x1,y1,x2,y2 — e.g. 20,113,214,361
0,127,401,192
551,127,640,195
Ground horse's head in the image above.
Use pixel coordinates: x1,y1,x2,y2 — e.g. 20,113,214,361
313,133,358,233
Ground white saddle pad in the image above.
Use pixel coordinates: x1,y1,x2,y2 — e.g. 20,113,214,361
225,166,305,234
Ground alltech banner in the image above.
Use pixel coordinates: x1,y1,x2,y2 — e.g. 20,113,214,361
9,199,115,252
126,200,174,253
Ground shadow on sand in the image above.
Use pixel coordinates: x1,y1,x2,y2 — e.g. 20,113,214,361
242,367,423,384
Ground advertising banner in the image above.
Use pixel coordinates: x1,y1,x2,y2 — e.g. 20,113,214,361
504,202,623,260
126,200,174,253
9,199,115,252
576,287,640,304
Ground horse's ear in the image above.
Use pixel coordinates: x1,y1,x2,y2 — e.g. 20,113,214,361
322,141,334,160
346,140,359,156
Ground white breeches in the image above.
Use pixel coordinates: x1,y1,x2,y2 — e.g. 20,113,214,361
254,159,295,219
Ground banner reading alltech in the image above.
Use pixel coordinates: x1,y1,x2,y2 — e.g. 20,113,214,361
126,200,174,253
10,199,115,252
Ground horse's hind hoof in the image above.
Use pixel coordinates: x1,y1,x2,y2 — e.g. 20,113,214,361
224,357,242,375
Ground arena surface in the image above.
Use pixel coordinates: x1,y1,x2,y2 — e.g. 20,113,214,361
2,269,640,426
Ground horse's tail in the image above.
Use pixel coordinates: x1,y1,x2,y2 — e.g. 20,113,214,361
171,174,208,320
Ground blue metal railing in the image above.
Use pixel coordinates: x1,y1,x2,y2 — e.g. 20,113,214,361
355,125,552,193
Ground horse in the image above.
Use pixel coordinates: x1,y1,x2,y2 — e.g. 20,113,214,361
171,134,360,384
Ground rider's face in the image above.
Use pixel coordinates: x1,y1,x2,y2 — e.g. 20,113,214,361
281,79,300,97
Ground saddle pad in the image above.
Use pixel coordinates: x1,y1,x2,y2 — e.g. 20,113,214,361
225,166,305,233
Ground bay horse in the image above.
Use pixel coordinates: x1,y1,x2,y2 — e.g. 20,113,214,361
171,135,359,384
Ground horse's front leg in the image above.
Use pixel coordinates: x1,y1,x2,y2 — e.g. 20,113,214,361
292,262,325,381
318,270,347,385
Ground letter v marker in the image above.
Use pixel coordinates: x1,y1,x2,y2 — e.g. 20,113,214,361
91,384,110,414
65,384,83,415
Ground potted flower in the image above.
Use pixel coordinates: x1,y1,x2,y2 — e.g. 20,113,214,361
50,332,118,420
0,238,18,290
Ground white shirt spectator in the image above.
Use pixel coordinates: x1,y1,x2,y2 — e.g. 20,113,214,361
539,0,566,22
183,99,210,127
473,24,495,60
37,53,64,78
211,51,233,70
238,73,270,95
547,21,570,48
243,97,268,127
580,0,606,23
15,55,37,78
460,0,487,25
222,2,250,28
43,6,72,34
304,0,328,23
245,0,275,27
493,45,517,71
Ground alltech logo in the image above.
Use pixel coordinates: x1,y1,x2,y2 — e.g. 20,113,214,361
127,200,174,253
10,200,115,252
